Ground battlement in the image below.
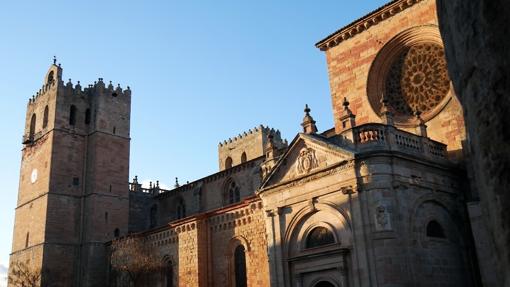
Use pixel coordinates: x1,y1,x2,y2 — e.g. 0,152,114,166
28,77,131,106
218,125,285,147
23,62,132,146
218,125,287,171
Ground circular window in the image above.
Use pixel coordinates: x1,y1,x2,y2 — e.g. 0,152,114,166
367,26,452,126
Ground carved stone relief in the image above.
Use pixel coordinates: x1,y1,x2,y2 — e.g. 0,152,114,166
296,147,319,175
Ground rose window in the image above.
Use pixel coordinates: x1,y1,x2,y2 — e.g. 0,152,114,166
384,43,450,116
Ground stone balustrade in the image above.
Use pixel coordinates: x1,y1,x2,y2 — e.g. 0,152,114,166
340,123,448,161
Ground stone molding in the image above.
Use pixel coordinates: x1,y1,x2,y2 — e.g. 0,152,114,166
315,0,424,51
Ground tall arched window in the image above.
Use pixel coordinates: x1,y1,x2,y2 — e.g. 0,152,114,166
227,180,240,204
47,71,54,84
150,204,158,228
85,108,91,125
29,114,36,139
426,220,446,238
234,245,247,287
240,152,247,163
314,281,335,287
69,105,77,126
165,261,173,287
225,156,233,169
43,106,49,128
25,232,29,248
306,226,335,249
176,198,186,219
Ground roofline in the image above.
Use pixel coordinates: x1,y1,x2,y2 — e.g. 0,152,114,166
315,0,424,51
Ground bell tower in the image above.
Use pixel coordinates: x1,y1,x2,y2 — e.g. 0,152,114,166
9,60,131,287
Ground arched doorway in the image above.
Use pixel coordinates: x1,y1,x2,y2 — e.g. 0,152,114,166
313,281,336,287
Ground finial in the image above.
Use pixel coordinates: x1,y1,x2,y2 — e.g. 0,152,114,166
174,177,180,188
301,104,318,134
133,175,138,183
156,180,160,188
149,181,153,189
414,109,428,137
58,63,61,67
304,104,311,115
53,56,56,65
342,97,350,109
380,95,394,126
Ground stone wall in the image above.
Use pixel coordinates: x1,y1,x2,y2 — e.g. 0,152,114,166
319,0,466,156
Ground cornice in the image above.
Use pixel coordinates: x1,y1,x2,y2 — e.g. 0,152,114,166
315,0,424,51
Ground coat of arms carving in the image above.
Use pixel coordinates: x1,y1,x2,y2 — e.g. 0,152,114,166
296,147,319,174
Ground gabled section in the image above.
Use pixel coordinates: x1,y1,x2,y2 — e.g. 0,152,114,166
259,133,354,190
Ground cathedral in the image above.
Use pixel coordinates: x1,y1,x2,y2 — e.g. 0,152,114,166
9,0,495,286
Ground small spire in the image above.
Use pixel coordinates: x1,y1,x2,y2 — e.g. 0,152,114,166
156,180,160,188
265,133,277,160
53,55,57,65
414,110,428,137
339,96,356,131
301,104,318,134
342,97,350,110
304,104,311,116
380,96,394,126
174,177,180,188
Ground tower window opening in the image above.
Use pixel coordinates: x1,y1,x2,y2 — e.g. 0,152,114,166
29,113,36,140
69,105,77,126
25,232,29,248
225,156,233,169
176,198,186,219
114,228,120,238
113,126,116,134
47,71,54,84
43,106,49,128
105,212,109,223
85,109,91,125
72,177,79,186
241,152,247,163
426,220,446,238
150,205,158,228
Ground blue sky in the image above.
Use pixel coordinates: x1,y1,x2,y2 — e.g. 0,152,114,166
0,0,388,272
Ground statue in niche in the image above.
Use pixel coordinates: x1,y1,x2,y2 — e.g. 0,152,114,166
375,205,391,231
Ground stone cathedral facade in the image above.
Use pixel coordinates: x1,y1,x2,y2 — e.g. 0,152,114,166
10,0,494,286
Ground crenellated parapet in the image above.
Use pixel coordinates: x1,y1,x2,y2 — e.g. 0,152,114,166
218,125,287,171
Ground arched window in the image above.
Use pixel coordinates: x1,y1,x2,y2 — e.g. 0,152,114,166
314,281,335,287
69,105,77,126
114,228,120,238
240,152,247,163
426,220,446,238
176,198,186,219
29,114,36,139
150,204,158,228
165,261,173,287
306,226,335,249
47,71,54,84
43,106,49,128
227,180,240,204
234,245,247,287
225,157,233,169
85,108,91,125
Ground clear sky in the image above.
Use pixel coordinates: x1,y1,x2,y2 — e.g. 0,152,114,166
0,0,388,275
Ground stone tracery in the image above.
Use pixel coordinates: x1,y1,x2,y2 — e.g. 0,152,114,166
385,43,450,116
